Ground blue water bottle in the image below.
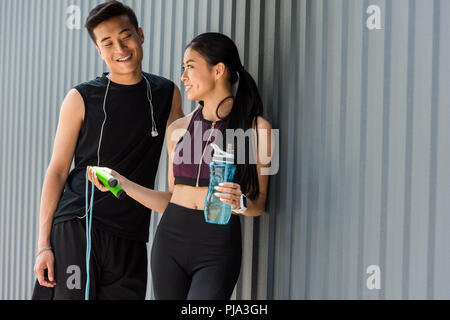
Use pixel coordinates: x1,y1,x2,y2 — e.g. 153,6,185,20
204,143,236,224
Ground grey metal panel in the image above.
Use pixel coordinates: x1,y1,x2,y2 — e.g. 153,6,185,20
386,0,409,299
433,0,450,300
1,0,449,300
408,0,433,300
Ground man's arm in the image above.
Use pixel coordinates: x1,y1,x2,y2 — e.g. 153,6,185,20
34,89,84,287
166,84,184,128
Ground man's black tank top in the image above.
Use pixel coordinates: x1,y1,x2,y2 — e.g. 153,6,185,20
52,72,174,242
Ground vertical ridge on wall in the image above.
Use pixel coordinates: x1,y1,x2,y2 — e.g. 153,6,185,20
286,0,300,300
411,0,433,300
402,0,415,300
433,0,450,300
0,0,6,299
336,0,348,300
379,0,392,300
302,0,313,299
265,0,281,300
426,0,439,300
319,0,329,299
10,0,21,299
325,0,342,299
356,0,369,300
386,0,407,299
292,0,307,300
253,0,268,301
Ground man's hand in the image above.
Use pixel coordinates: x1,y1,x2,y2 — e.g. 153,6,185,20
86,166,126,192
86,166,112,192
34,249,56,287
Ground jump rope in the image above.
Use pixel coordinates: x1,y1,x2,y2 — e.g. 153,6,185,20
83,73,158,300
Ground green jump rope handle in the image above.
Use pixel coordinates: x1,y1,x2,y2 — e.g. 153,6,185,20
92,166,127,200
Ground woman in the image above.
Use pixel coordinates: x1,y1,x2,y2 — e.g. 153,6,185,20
87,32,272,299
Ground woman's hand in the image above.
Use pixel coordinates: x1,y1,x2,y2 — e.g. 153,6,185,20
213,182,243,213
86,166,121,193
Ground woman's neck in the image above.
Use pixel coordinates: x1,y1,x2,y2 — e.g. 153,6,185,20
202,89,234,122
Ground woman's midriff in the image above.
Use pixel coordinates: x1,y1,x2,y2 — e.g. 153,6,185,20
170,184,209,210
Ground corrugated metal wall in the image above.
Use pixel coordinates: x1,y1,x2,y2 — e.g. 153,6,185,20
1,0,449,300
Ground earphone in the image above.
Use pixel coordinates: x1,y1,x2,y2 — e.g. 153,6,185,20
143,75,159,138
98,73,158,167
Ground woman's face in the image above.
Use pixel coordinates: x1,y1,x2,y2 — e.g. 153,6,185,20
181,48,217,101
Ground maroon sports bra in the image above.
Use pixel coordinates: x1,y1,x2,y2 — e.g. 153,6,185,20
173,107,229,187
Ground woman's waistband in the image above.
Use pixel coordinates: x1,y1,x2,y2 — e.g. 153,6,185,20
158,202,241,240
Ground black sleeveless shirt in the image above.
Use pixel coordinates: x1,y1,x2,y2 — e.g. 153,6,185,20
52,72,174,242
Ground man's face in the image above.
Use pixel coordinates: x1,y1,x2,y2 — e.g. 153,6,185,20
93,15,144,76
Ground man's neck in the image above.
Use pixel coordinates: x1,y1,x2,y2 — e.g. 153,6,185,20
107,70,143,85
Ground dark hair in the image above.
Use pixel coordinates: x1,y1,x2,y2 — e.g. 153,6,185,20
85,1,139,44
186,33,264,200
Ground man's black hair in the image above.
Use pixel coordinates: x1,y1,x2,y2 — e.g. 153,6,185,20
85,0,139,44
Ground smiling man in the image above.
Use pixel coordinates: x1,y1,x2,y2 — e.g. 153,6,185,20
32,1,183,300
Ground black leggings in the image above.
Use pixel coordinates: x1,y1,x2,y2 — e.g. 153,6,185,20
151,202,242,300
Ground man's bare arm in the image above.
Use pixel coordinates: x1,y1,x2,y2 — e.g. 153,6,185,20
34,89,84,287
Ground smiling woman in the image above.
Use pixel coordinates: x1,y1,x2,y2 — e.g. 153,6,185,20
150,33,273,300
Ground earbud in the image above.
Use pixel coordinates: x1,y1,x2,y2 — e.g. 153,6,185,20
143,75,159,138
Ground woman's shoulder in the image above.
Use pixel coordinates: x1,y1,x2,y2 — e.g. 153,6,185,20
166,105,201,146
255,116,272,130
168,105,202,131
168,114,190,131
168,108,194,131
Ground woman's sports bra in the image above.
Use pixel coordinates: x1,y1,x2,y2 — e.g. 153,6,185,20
173,107,229,187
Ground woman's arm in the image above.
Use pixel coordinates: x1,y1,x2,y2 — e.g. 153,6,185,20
120,118,182,213
246,117,273,216
86,166,172,214
86,117,186,214
119,177,172,214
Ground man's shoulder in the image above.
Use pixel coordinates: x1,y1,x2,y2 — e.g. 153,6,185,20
73,74,106,94
142,72,174,90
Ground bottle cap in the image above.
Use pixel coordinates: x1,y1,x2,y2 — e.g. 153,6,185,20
211,143,234,164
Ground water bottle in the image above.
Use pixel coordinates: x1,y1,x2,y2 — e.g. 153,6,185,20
204,143,236,224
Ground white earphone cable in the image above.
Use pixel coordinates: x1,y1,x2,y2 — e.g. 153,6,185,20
97,77,111,166
143,75,158,137
79,73,157,220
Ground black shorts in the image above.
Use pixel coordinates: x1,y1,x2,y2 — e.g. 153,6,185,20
31,218,148,300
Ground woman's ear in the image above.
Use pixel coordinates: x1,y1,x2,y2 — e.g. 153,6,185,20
214,62,226,80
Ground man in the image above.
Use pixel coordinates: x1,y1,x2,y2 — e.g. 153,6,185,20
32,0,183,299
